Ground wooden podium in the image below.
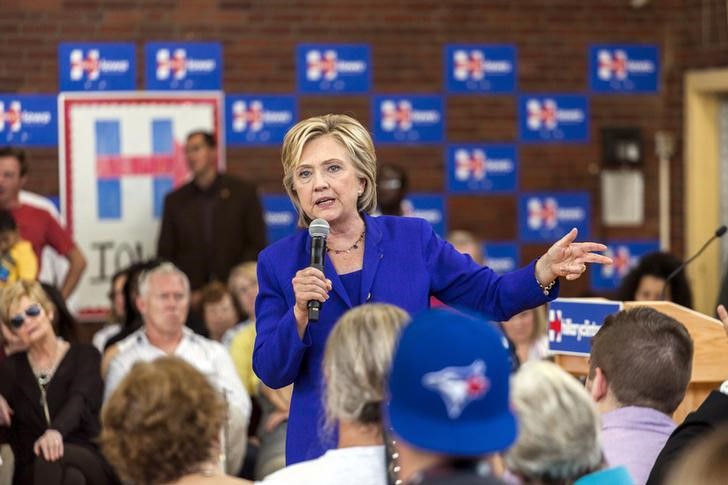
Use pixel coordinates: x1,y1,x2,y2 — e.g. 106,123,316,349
554,300,728,423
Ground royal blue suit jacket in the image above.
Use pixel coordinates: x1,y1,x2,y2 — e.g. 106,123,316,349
253,214,558,464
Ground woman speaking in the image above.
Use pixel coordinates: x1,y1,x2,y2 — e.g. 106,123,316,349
253,114,611,465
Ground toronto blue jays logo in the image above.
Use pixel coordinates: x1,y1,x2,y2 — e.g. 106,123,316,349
422,360,490,419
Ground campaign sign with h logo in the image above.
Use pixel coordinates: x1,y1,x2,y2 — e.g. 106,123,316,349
226,95,297,145
590,240,660,291
262,195,298,243
297,44,370,93
59,43,135,91
145,42,222,90
518,192,590,242
548,299,623,356
447,144,517,193
590,45,659,93
373,96,444,143
445,44,516,93
60,93,221,315
519,95,589,143
483,242,519,275
402,194,446,236
0,94,57,146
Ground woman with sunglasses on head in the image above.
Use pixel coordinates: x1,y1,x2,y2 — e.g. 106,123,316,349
0,280,118,485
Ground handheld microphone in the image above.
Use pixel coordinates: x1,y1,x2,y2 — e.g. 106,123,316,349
308,218,330,321
660,225,727,300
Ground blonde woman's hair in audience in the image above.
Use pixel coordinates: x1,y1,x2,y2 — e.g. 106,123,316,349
323,303,410,429
228,261,258,289
281,114,378,227
666,424,728,485
506,361,603,483
0,280,55,332
447,229,484,265
100,357,226,485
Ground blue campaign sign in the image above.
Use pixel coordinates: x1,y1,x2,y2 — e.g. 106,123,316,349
519,95,589,143
445,44,516,93
145,42,222,90
58,43,135,91
0,94,57,146
262,195,298,243
518,192,590,242
447,144,517,193
226,95,297,145
590,240,660,291
590,45,659,93
297,44,370,93
372,96,444,143
402,194,446,236
483,242,519,275
548,299,623,356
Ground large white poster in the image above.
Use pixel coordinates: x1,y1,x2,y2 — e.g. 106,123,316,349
59,92,223,316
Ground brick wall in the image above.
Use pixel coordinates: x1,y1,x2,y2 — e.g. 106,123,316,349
2,0,725,297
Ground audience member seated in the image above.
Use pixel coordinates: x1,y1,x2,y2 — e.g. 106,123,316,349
501,305,549,365
201,280,243,347
0,281,117,484
616,252,693,308
0,209,37,286
228,261,291,480
101,357,251,485
92,268,127,353
103,262,251,475
506,360,633,485
100,259,162,377
663,424,728,485
586,307,693,485
645,303,728,485
447,229,485,265
261,303,409,484
386,309,513,485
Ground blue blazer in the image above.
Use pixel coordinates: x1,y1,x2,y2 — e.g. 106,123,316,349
253,214,557,464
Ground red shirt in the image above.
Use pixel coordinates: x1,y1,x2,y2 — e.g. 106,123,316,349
10,204,75,262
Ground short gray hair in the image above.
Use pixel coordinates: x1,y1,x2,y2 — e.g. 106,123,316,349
323,304,409,428
505,361,603,482
137,262,190,298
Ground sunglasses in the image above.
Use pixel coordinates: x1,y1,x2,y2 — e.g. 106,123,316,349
9,304,42,329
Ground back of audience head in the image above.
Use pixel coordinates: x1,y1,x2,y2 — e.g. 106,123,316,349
200,280,240,342
665,424,728,485
587,307,693,415
506,360,603,485
616,251,693,308
323,303,410,431
447,229,484,265
227,261,258,320
100,357,226,485
386,309,516,460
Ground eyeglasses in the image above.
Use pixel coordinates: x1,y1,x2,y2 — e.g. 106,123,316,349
9,304,42,329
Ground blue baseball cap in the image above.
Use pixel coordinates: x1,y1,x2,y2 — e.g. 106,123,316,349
386,308,516,456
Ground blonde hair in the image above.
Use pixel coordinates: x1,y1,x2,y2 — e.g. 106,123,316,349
228,261,258,289
506,361,603,482
100,357,226,485
530,305,548,344
281,114,378,227
323,303,409,428
0,280,55,332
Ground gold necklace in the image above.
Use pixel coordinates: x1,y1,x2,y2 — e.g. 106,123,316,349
327,231,365,255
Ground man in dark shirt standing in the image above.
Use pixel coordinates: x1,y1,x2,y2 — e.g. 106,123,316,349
157,131,266,311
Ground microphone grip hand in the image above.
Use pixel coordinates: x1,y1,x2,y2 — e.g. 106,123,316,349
292,267,332,338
